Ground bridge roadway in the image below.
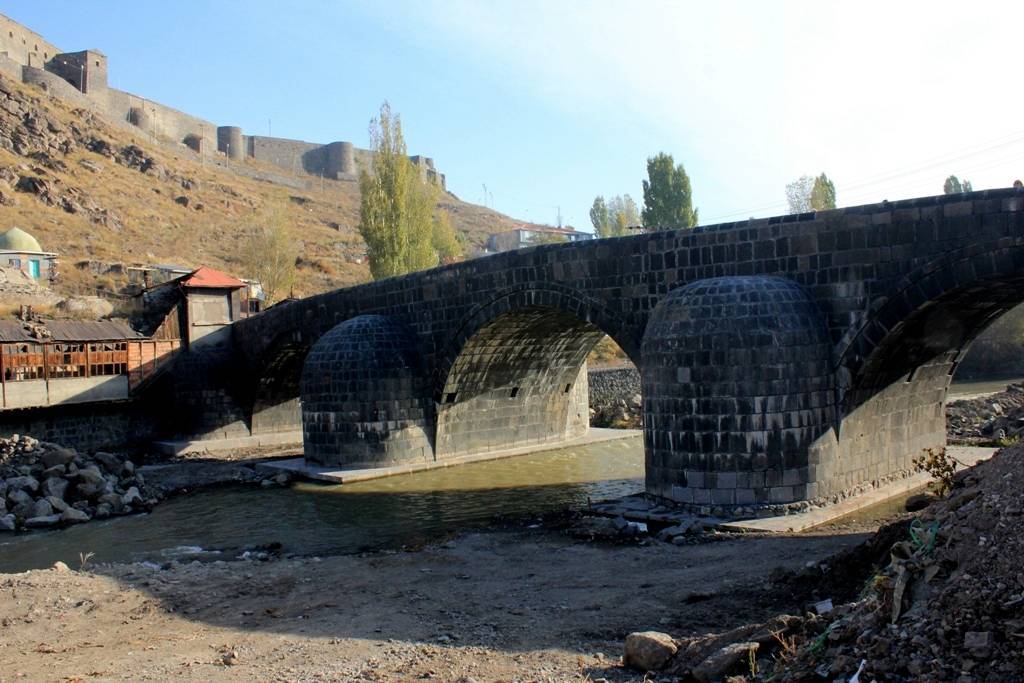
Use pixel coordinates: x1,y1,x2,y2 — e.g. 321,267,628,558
170,188,1024,509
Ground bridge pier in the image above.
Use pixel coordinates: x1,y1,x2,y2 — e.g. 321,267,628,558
300,315,435,468
642,276,836,506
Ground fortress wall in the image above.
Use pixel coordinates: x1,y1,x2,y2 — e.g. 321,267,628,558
21,66,94,108
0,14,60,68
105,87,218,153
0,14,446,184
0,54,22,80
247,135,322,174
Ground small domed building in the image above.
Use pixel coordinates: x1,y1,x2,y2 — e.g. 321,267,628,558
0,227,58,281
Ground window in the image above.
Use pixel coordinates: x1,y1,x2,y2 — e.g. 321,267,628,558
48,343,85,378
2,343,44,381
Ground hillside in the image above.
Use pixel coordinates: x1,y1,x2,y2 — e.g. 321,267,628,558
0,73,541,299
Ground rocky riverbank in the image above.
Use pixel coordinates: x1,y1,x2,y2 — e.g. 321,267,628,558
0,433,156,532
0,435,291,534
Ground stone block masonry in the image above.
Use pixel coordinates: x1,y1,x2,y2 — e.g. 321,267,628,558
224,187,1024,509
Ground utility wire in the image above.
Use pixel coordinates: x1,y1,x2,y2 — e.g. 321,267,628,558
702,129,1024,223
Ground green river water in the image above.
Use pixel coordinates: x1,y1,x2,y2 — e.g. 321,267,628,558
0,436,644,573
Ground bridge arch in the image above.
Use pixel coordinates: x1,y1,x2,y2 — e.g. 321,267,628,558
434,284,638,459
248,332,310,437
820,239,1024,501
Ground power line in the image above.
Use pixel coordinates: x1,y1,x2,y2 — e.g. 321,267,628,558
702,130,1024,224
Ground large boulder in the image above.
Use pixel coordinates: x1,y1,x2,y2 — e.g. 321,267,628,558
6,475,39,493
92,451,122,473
122,486,143,507
691,642,760,683
61,507,89,524
29,498,53,518
7,488,32,507
0,514,15,531
624,631,678,672
41,477,68,500
24,513,60,528
40,447,76,469
75,466,106,497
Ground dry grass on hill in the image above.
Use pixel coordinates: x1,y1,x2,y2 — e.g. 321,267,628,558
0,74,543,299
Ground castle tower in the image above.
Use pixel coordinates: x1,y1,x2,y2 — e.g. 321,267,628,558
217,126,244,161
325,141,356,178
47,50,107,94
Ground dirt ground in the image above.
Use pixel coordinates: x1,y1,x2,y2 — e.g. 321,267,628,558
0,525,874,682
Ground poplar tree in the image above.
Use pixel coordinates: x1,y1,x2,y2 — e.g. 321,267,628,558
944,175,973,194
810,173,837,211
241,208,297,304
591,194,640,237
641,153,698,231
590,196,612,237
358,102,439,279
432,210,463,264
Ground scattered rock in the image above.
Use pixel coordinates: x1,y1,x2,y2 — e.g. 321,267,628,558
122,487,143,506
50,560,70,572
61,507,90,524
24,513,61,528
29,498,53,518
41,476,68,499
691,641,758,683
623,631,677,672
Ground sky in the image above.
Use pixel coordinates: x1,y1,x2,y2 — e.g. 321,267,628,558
7,1,1024,231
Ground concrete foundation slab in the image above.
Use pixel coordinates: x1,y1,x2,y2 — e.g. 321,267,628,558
152,431,303,456
260,428,641,484
718,446,996,533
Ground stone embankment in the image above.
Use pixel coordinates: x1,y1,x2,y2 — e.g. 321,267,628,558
0,433,154,532
589,365,642,428
948,382,1024,444
0,434,290,533
621,446,1024,681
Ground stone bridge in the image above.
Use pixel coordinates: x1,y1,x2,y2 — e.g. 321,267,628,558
222,188,1024,508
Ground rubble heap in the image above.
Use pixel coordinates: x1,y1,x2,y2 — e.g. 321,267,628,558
0,434,156,532
622,447,1024,681
947,383,1024,444
761,447,1024,681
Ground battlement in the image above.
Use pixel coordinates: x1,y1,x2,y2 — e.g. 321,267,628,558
0,13,446,190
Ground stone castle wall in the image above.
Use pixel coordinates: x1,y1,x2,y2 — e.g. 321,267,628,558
0,12,446,189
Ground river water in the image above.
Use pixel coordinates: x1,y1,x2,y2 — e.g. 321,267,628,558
0,436,644,574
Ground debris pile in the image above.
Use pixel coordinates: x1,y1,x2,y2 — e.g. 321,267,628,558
621,447,1024,681
947,383,1024,444
763,447,1024,681
0,434,156,532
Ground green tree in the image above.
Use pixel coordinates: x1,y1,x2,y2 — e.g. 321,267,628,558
241,208,297,305
641,153,698,231
432,209,463,264
785,175,813,214
531,230,569,245
608,194,640,235
810,173,837,211
358,101,439,279
590,196,612,238
944,175,973,194
592,194,639,237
